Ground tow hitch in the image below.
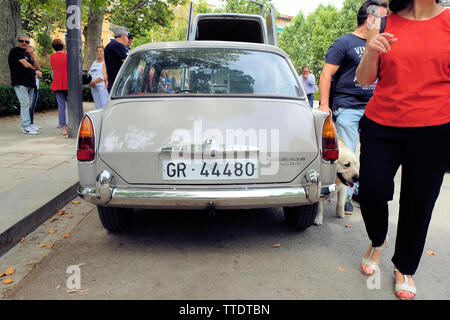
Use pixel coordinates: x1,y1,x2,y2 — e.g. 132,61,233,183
207,201,216,216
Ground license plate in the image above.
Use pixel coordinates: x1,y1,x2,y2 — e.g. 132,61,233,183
162,160,259,180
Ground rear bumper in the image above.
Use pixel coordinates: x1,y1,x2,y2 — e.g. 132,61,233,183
77,170,336,210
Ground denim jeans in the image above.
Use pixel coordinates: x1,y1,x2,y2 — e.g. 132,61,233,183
30,88,39,124
333,107,365,198
54,90,68,126
307,94,314,108
14,85,34,128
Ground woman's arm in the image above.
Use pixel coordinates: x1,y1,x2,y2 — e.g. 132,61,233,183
102,62,108,89
356,30,397,86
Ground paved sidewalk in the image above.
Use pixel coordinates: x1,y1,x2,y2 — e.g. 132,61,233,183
0,103,95,257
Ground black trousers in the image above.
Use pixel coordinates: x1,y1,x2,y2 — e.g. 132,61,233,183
358,115,450,275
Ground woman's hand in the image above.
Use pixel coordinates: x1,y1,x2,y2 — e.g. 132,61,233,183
367,33,398,55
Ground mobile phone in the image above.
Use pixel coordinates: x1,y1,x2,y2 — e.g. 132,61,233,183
379,16,386,33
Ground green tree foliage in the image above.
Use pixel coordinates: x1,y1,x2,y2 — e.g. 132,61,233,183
310,5,344,74
36,32,53,57
108,0,186,37
20,0,67,37
132,0,211,46
279,12,312,74
280,0,365,77
215,0,276,16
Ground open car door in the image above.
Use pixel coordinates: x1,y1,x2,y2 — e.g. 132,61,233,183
186,2,194,41
266,7,278,47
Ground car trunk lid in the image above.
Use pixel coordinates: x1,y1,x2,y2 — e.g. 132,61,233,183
98,97,318,184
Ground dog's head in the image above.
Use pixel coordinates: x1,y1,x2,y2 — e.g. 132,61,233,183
336,140,359,188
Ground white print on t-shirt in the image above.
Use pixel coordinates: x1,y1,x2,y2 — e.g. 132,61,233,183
354,46,365,59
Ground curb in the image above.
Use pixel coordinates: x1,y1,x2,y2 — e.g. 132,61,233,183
0,182,79,258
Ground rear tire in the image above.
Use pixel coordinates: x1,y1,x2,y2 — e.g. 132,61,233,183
284,203,318,230
97,206,132,231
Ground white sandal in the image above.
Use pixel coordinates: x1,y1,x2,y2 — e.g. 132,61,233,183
361,236,388,276
394,268,416,300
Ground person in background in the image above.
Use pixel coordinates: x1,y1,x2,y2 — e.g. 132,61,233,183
159,71,172,93
8,34,41,135
355,0,449,300
88,45,109,109
301,66,315,108
27,46,42,131
49,39,68,135
126,32,133,54
104,26,129,93
318,0,388,215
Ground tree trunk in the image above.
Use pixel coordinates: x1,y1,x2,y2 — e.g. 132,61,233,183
83,7,104,71
0,0,21,86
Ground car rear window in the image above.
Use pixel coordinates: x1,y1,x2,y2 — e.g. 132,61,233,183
112,48,304,98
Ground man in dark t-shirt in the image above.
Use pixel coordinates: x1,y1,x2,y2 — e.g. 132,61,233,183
104,27,129,93
317,0,388,215
8,34,41,134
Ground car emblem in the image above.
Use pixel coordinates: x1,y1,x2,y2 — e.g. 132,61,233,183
204,137,214,145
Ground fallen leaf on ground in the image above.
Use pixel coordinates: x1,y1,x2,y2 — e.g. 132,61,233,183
426,250,437,256
71,200,80,204
46,243,54,249
3,278,13,285
0,273,5,278
58,210,67,216
299,274,305,277
345,224,352,228
39,243,47,248
66,216,74,219
48,229,57,234
61,233,70,238
79,289,89,294
42,254,48,257
67,289,81,293
5,267,15,276
67,206,72,209
26,261,37,265
56,285,61,290
20,237,25,243
50,218,57,223
337,267,345,272
77,263,86,267
272,244,281,248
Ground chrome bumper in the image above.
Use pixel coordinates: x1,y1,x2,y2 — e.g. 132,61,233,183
78,170,336,209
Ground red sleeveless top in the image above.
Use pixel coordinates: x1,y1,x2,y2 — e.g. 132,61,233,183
364,9,450,127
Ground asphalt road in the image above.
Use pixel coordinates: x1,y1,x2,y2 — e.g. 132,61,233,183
1,171,449,300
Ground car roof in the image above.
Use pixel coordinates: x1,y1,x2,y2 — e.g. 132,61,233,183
130,41,290,59
194,13,264,18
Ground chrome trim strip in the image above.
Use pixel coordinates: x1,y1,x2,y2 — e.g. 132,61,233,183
160,144,260,153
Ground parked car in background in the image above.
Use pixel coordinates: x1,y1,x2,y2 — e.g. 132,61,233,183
77,41,338,232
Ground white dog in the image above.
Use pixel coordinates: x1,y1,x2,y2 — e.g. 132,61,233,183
314,139,359,226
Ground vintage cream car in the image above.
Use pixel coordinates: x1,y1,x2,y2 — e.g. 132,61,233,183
77,41,338,231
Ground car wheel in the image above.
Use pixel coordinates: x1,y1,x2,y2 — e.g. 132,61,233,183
283,203,318,230
97,206,132,231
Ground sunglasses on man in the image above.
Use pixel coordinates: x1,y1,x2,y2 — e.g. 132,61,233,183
18,39,30,44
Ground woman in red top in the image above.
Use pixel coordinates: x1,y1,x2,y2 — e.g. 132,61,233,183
356,0,449,300
50,39,68,135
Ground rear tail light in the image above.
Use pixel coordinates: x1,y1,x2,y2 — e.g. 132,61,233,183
77,115,95,161
322,116,339,161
